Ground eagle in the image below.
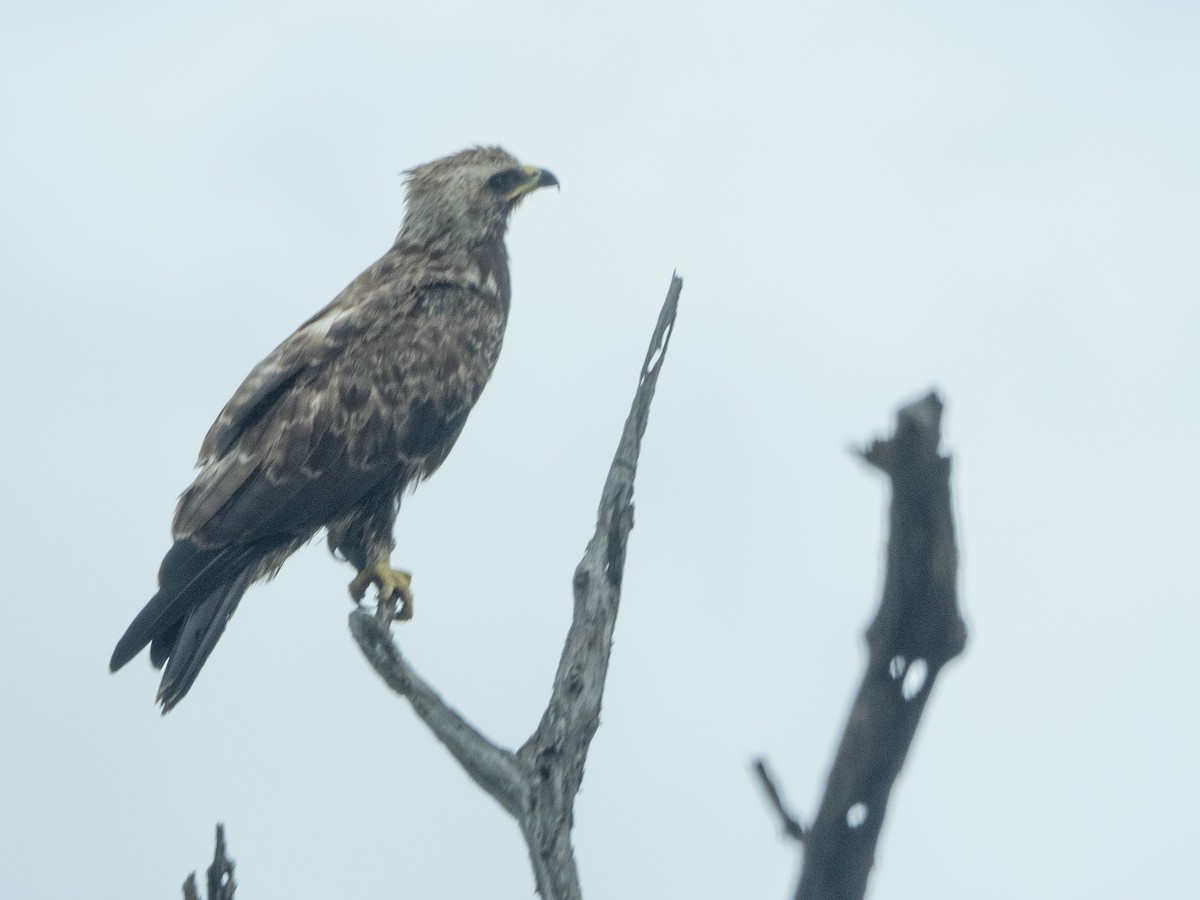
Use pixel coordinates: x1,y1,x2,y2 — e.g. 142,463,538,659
110,146,558,711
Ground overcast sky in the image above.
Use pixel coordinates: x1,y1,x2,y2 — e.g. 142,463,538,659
2,1,1197,897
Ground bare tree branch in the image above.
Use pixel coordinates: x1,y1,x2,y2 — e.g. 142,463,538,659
351,274,682,899
182,823,236,900
783,391,965,900
348,611,529,817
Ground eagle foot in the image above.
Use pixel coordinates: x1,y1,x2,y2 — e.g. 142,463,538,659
348,562,414,625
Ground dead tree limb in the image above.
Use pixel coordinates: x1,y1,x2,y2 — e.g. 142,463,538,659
351,273,682,899
182,823,236,900
765,392,966,900
753,758,807,843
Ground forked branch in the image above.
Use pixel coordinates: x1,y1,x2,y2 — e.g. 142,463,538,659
182,823,236,900
351,274,682,900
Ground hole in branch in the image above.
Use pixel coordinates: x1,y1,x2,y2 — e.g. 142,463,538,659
646,344,664,372
846,802,868,828
888,655,906,679
902,658,928,700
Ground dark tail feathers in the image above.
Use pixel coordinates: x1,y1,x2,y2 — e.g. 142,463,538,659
111,539,276,712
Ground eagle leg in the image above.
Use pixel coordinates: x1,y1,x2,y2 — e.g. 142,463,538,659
348,560,414,624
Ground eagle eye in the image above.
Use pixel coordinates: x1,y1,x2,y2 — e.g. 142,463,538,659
486,168,528,197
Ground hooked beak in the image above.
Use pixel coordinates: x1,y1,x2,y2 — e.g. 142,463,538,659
506,165,559,201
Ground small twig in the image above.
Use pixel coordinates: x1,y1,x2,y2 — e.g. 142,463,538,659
753,757,807,842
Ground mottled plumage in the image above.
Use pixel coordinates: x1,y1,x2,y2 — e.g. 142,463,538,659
111,146,557,711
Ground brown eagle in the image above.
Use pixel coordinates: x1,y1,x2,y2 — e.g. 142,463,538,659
111,146,557,711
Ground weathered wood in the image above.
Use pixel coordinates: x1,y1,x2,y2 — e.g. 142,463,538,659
793,392,966,900
351,275,682,899
182,823,236,900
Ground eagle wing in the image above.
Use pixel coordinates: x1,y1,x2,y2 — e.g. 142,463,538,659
173,279,496,549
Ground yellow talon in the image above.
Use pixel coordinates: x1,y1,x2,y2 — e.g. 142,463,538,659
348,560,414,624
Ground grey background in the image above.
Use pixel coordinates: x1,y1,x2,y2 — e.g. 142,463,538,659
2,1,1196,897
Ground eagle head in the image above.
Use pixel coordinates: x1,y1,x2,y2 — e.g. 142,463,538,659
400,146,558,247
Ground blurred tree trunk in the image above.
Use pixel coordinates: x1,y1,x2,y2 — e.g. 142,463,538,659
756,392,966,900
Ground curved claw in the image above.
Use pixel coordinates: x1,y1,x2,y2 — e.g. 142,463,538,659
348,561,414,624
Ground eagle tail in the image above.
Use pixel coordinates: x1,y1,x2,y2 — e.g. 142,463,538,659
110,539,276,712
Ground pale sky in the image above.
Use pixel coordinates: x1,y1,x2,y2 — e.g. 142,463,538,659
2,1,1197,897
